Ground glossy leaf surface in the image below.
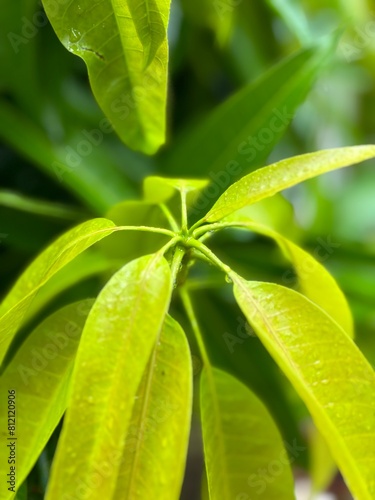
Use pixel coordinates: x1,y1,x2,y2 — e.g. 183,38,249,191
46,254,172,499
206,146,375,222
42,0,171,153
233,277,375,500
0,300,92,499
201,367,295,500
114,315,192,499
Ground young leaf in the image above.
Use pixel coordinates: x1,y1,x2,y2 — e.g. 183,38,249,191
223,217,353,335
205,146,375,222
0,300,93,500
114,315,192,499
46,254,172,500
201,367,295,500
143,177,209,205
42,0,171,154
0,219,116,364
164,40,335,178
232,277,375,500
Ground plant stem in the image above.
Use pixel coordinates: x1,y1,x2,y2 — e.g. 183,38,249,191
187,239,232,276
180,189,188,232
193,221,251,239
180,289,210,368
170,245,186,288
116,225,176,238
160,203,180,232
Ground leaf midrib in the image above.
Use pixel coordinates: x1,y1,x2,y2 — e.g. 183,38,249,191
234,278,372,500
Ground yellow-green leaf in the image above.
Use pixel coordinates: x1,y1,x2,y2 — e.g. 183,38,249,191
42,0,171,154
0,300,92,500
225,217,353,335
201,367,295,500
0,218,116,364
114,315,192,499
206,146,375,222
46,254,172,500
143,177,209,205
233,277,375,500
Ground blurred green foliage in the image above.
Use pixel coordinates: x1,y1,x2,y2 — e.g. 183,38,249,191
1,1,375,498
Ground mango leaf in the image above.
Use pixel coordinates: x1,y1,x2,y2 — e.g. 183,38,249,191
25,250,116,323
100,200,170,263
42,0,171,154
113,315,192,499
144,177,209,205
200,367,295,499
0,101,134,213
46,254,172,500
205,145,375,222
232,276,375,500
223,217,353,335
0,218,116,364
164,40,335,178
194,292,307,462
0,300,92,500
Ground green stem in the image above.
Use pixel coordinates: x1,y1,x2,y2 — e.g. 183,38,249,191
157,236,181,257
180,289,210,368
160,203,180,233
189,217,207,234
187,239,232,275
170,245,186,288
180,189,188,232
116,225,176,238
193,221,250,239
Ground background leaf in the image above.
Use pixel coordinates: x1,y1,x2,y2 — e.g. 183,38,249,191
233,277,375,500
0,300,92,500
42,0,171,153
100,200,170,263
114,315,192,499
201,367,295,500
46,254,172,500
164,40,335,181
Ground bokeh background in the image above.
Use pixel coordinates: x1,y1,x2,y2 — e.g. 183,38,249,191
1,1,375,498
